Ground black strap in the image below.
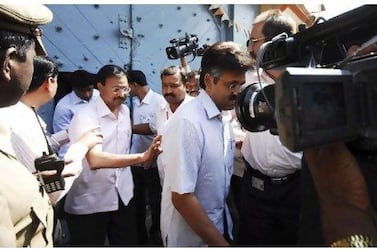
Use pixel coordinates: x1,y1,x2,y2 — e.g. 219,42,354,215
0,148,17,160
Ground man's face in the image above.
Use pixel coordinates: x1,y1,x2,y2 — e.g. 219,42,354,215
185,77,200,97
248,21,266,60
73,85,95,101
205,70,245,111
97,75,129,110
0,43,36,107
161,73,186,105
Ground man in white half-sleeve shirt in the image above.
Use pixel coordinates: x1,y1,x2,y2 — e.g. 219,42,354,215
154,65,194,187
238,9,303,246
160,42,253,247
127,69,166,245
64,64,161,246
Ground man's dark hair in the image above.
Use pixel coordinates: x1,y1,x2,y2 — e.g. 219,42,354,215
199,41,253,89
0,30,34,62
185,70,200,85
28,56,58,92
160,65,186,83
97,64,127,86
70,69,96,88
127,70,148,86
254,9,295,40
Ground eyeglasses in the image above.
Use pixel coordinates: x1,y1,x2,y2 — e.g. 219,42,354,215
228,82,244,92
214,76,244,92
111,86,131,94
246,36,266,47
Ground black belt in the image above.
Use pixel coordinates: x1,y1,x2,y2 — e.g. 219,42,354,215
245,161,299,185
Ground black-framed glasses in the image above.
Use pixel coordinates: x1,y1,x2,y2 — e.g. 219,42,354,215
111,86,131,94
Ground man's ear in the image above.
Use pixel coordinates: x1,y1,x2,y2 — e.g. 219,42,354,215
204,73,212,89
1,48,17,82
46,77,55,92
96,81,103,91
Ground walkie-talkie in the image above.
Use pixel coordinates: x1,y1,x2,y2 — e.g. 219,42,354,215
32,106,65,193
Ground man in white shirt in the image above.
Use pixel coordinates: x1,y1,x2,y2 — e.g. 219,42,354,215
160,42,253,246
238,9,303,246
53,69,99,158
154,65,194,187
127,69,166,245
0,56,102,206
65,65,161,246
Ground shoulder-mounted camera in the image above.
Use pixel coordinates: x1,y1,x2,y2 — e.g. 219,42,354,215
236,5,377,152
166,33,209,60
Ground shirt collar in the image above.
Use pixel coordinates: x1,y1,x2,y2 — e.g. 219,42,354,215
95,96,128,119
198,90,221,120
71,91,89,105
160,93,194,111
139,89,154,105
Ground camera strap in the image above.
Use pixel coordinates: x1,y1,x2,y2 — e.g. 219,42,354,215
0,148,17,160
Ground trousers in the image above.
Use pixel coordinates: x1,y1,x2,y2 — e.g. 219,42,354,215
237,160,301,246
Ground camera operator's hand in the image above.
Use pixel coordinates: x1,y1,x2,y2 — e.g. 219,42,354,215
305,142,377,245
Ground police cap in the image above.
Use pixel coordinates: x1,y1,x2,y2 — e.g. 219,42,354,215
0,4,53,56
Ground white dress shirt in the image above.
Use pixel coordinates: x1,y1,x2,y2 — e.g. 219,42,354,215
65,97,134,215
0,102,85,204
154,94,194,186
160,91,234,247
130,89,166,154
0,102,48,173
241,69,302,177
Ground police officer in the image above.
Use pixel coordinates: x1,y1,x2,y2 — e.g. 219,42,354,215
0,4,54,247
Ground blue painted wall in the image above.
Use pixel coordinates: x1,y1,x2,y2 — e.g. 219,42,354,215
39,4,258,132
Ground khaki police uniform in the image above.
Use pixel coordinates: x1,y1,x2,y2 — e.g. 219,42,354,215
0,124,54,247
0,4,54,247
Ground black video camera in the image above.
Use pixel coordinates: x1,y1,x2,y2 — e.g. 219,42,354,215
236,5,377,152
166,33,208,60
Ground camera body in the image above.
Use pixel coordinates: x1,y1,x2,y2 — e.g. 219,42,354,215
34,152,65,193
235,5,377,152
276,55,377,151
166,33,208,60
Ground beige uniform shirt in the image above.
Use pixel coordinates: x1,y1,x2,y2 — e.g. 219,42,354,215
0,123,53,247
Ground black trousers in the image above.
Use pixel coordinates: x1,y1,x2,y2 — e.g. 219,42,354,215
65,196,138,246
237,161,301,246
131,166,162,245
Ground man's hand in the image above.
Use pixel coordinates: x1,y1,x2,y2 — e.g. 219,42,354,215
142,135,162,169
305,142,377,244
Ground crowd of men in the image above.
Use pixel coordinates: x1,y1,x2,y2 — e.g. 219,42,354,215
0,4,376,248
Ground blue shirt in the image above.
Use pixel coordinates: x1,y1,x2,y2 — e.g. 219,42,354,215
52,89,99,157
160,91,234,246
